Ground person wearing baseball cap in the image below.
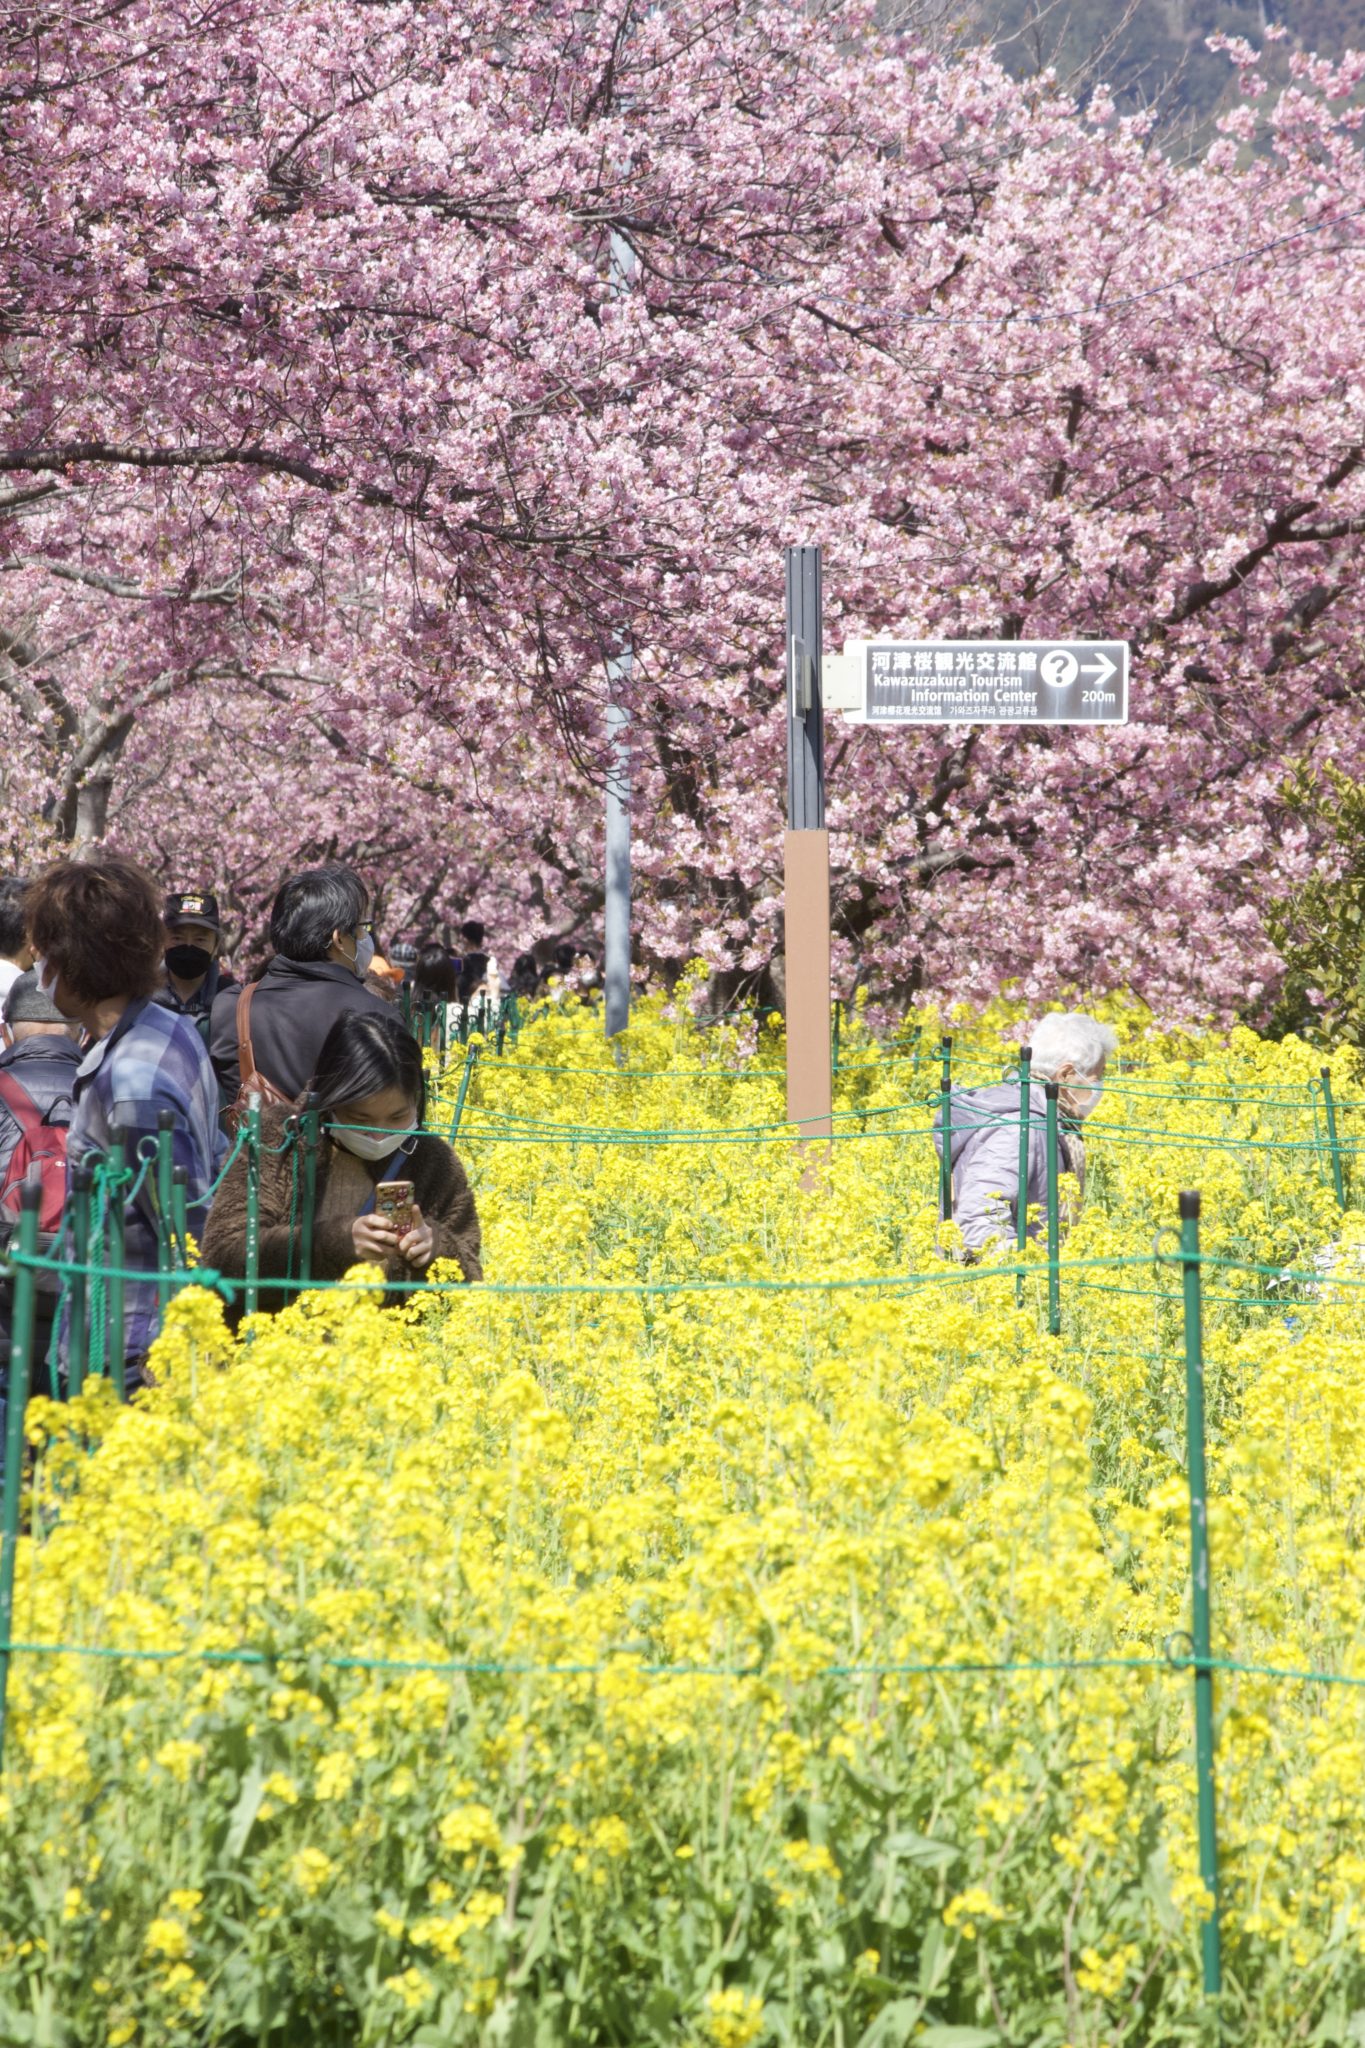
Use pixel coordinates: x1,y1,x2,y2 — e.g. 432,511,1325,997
153,888,240,1047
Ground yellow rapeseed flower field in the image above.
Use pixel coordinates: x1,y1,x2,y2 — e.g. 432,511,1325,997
3,985,1365,2044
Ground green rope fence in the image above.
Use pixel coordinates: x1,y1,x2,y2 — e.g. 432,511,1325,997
0,1191,1305,2006
4,1019,1365,2007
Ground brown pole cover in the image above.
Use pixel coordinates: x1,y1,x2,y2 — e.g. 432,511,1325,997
784,827,832,1143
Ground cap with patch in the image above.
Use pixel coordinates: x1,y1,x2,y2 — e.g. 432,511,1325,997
164,889,223,933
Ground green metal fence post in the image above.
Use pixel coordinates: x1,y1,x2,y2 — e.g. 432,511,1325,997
106,1135,128,1400
1320,1067,1347,1210
155,1109,175,1315
832,999,842,1075
66,1160,93,1400
1016,1046,1033,1306
449,1042,480,1141
0,1180,42,1771
297,1094,320,1288
244,1099,261,1320
171,1167,189,1271
939,1035,954,1226
1044,1081,1061,1337
1179,1189,1223,2001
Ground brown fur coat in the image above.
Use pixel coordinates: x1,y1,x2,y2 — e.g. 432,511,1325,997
201,1102,481,1312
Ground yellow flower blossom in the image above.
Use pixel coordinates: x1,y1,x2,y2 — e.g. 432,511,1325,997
142,1919,191,1962
702,1986,764,2047
289,1849,333,1896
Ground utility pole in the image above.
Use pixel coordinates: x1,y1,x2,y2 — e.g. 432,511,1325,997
784,546,832,1141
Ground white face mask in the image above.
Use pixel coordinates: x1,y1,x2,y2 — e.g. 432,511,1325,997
1059,1078,1103,1120
327,1123,416,1161
336,930,376,979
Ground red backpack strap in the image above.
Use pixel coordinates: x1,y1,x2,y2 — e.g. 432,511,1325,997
0,1067,46,1148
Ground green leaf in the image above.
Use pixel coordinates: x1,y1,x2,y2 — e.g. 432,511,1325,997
224,1759,266,1862
917,2029,1001,2047
855,1997,923,2047
884,1831,960,1870
918,1918,951,2001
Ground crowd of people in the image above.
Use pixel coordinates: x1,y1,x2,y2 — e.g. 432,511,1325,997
0,848,1114,1419
0,858,524,1408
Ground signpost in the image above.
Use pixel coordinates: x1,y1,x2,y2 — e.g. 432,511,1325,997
779,577,1130,1137
822,639,1128,726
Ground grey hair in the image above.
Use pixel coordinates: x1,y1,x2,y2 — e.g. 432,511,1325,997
1028,1011,1119,1081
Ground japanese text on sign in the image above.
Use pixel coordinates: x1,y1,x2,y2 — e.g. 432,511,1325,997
846,640,1129,726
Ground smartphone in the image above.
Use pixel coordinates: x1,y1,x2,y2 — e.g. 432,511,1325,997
374,1180,415,1236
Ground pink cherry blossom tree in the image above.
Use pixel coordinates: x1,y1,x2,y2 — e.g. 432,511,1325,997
3,1,1364,1015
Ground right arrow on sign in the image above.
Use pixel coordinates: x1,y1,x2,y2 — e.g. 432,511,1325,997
1083,652,1118,686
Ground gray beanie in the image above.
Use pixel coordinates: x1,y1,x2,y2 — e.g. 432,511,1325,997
4,969,68,1026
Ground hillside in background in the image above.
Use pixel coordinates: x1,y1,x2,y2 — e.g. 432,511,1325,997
973,0,1365,130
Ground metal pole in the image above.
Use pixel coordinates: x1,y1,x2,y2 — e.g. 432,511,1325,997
244,1099,261,1320
604,217,638,1044
155,1109,175,1316
1179,1189,1223,2000
1044,1081,1061,1337
783,544,832,1145
171,1167,189,1273
0,1180,41,1770
1015,1046,1033,1305
939,1035,954,1225
605,686,632,1039
106,1135,127,1400
1321,1067,1347,1210
298,1094,320,1288
67,1160,93,1400
449,1043,481,1142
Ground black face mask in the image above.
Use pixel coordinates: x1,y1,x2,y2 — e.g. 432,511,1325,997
165,943,214,979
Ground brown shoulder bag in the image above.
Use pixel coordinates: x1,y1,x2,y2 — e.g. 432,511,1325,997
226,983,294,1132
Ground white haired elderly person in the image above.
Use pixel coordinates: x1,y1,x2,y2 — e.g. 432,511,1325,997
932,1012,1118,1257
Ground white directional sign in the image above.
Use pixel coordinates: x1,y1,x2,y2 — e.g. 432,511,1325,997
822,639,1129,726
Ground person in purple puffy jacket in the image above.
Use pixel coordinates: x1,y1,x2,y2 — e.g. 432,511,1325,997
933,1012,1117,1257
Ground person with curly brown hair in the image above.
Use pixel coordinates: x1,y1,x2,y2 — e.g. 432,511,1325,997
26,856,225,1382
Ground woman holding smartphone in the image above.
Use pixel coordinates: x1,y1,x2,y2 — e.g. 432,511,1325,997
203,1010,481,1311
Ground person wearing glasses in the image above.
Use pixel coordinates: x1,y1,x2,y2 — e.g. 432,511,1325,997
208,864,393,1108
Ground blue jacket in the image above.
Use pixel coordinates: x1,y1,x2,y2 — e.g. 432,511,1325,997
69,999,225,1359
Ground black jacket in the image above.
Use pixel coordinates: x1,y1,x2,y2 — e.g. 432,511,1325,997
208,955,394,1102
153,959,241,1040
0,1034,82,1184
